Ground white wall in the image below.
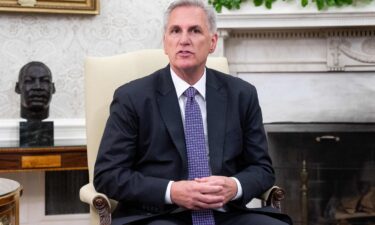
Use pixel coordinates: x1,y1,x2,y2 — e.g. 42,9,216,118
0,1,174,225
0,0,173,120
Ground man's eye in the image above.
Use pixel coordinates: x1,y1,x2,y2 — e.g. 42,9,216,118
190,27,202,34
171,29,180,34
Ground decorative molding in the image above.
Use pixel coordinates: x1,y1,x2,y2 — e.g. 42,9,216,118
340,41,375,63
217,1,375,30
217,2,375,72
213,29,230,57
218,12,375,29
327,35,375,70
227,28,375,39
362,38,375,55
0,119,86,147
327,38,346,70
223,28,375,73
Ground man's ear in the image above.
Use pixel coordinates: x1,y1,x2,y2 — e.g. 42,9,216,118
209,33,218,54
15,82,21,94
51,83,56,94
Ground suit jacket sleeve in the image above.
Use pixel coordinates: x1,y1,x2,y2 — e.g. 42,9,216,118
93,85,170,207
232,84,275,206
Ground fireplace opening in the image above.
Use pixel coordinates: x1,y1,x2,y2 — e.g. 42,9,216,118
265,123,375,225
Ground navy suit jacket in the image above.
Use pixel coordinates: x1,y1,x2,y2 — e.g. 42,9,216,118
94,65,282,224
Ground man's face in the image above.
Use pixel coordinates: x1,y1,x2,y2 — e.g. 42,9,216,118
163,6,218,76
17,65,55,111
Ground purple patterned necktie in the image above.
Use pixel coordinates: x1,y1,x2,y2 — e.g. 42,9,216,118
184,87,216,225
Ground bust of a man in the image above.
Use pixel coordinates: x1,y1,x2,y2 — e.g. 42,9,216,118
15,61,56,121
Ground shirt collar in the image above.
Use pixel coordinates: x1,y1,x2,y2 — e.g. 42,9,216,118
170,67,206,100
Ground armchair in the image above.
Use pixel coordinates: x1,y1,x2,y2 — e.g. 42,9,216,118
79,49,285,225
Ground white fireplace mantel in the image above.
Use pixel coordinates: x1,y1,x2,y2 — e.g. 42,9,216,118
213,5,375,124
216,2,375,29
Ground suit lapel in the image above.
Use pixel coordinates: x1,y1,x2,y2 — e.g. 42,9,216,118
156,66,188,174
156,67,227,176
206,69,227,175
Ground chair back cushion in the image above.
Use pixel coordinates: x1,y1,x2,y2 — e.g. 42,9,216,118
84,49,229,181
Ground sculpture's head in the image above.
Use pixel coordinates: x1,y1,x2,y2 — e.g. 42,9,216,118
15,61,56,121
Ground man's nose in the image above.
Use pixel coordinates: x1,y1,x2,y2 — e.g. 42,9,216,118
179,31,190,45
32,79,41,89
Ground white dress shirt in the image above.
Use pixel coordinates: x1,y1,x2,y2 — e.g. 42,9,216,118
164,68,243,206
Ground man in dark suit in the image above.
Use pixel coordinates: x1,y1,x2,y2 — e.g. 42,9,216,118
94,0,292,224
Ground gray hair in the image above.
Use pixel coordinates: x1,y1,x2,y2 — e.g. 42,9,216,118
163,0,217,34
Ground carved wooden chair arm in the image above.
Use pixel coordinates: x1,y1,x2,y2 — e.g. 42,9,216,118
260,186,286,211
79,184,285,225
79,183,112,225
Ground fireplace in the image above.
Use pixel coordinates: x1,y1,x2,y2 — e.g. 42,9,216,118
265,123,375,225
213,10,375,224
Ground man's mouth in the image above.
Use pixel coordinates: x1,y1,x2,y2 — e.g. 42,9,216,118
28,94,49,103
177,50,193,57
30,97,47,102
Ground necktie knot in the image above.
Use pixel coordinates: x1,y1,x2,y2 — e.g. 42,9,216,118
184,87,197,98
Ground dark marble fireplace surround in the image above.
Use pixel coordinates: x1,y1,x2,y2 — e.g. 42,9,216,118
265,123,375,225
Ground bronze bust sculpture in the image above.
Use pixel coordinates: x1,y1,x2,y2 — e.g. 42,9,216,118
15,61,56,121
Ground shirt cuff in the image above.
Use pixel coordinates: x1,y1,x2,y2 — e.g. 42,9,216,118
231,177,243,200
165,181,174,204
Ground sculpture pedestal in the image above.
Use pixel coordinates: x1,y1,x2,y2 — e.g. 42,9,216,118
0,178,22,225
19,121,54,147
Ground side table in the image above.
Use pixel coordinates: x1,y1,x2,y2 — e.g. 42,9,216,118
0,178,22,225
0,146,87,172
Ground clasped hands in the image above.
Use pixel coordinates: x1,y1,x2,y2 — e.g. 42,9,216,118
170,176,237,210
